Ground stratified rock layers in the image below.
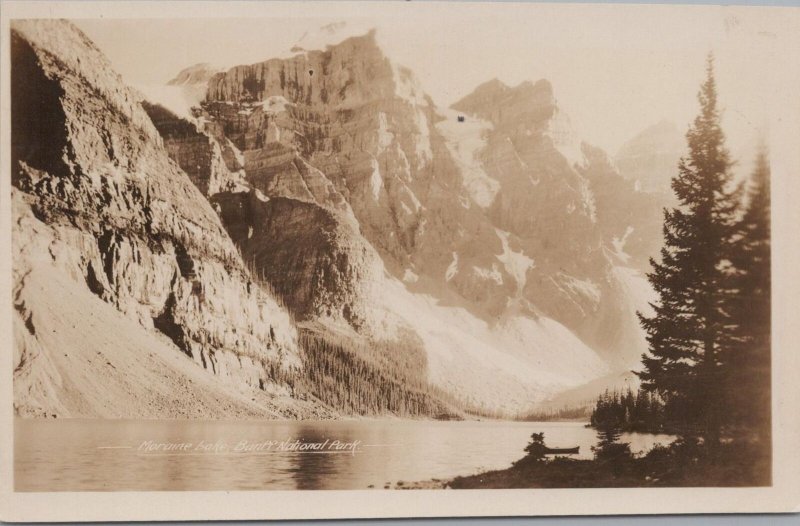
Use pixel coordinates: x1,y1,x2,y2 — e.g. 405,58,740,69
11,20,305,417
12,19,676,416
190,29,667,409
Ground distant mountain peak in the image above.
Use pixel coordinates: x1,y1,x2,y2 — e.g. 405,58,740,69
167,62,222,86
461,77,553,100
517,78,553,95
290,21,377,54
473,77,510,94
452,76,556,130
615,120,684,194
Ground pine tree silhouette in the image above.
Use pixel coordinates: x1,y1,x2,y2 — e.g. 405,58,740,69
726,149,771,441
637,54,742,443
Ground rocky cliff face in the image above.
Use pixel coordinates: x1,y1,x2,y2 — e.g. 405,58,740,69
211,190,388,333
142,101,248,196
200,33,522,318
10,18,670,417
11,20,308,417
203,31,453,271
16,19,675,414
161,27,667,411
447,78,653,364
452,80,602,298
579,144,666,273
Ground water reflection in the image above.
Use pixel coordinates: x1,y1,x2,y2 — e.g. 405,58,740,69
14,419,675,491
290,424,347,489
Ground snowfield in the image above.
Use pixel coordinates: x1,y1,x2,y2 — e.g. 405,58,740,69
135,83,206,120
362,276,609,415
436,108,500,208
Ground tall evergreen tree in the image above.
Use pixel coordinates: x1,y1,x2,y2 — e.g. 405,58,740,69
637,55,742,441
726,150,771,440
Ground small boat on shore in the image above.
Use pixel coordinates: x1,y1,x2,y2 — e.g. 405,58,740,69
544,446,580,455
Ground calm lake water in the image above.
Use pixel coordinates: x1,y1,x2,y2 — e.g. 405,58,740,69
15,418,675,491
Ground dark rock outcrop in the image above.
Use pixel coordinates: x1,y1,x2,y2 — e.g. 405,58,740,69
142,101,247,196
212,190,386,331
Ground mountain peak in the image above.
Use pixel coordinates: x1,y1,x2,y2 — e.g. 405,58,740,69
167,62,222,86
473,77,510,95
206,26,411,107
615,120,684,194
452,77,556,126
290,21,377,54
616,119,683,158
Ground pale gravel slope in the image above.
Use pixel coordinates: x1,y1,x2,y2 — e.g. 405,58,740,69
13,197,333,419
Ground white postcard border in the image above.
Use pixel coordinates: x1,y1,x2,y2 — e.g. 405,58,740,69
0,1,798,521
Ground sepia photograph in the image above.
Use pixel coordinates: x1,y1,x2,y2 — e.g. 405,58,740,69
1,0,799,521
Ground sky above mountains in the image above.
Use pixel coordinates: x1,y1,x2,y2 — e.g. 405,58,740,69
74,3,796,160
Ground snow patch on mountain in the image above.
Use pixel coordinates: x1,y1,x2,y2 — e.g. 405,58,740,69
260,95,291,115
610,265,657,368
227,139,246,168
472,264,504,286
403,268,419,283
496,229,534,295
412,108,433,166
397,183,423,215
557,273,602,306
167,62,223,86
436,108,499,208
376,112,394,152
135,83,204,120
369,158,384,201
445,252,459,282
611,226,635,264
580,178,598,222
613,266,656,320
137,63,220,119
391,63,429,107
290,20,375,54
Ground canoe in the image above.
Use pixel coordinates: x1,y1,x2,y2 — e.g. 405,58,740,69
544,446,580,455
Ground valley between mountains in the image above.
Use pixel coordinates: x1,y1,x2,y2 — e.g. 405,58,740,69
11,20,682,419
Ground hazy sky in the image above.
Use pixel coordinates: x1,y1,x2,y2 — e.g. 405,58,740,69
73,3,798,159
